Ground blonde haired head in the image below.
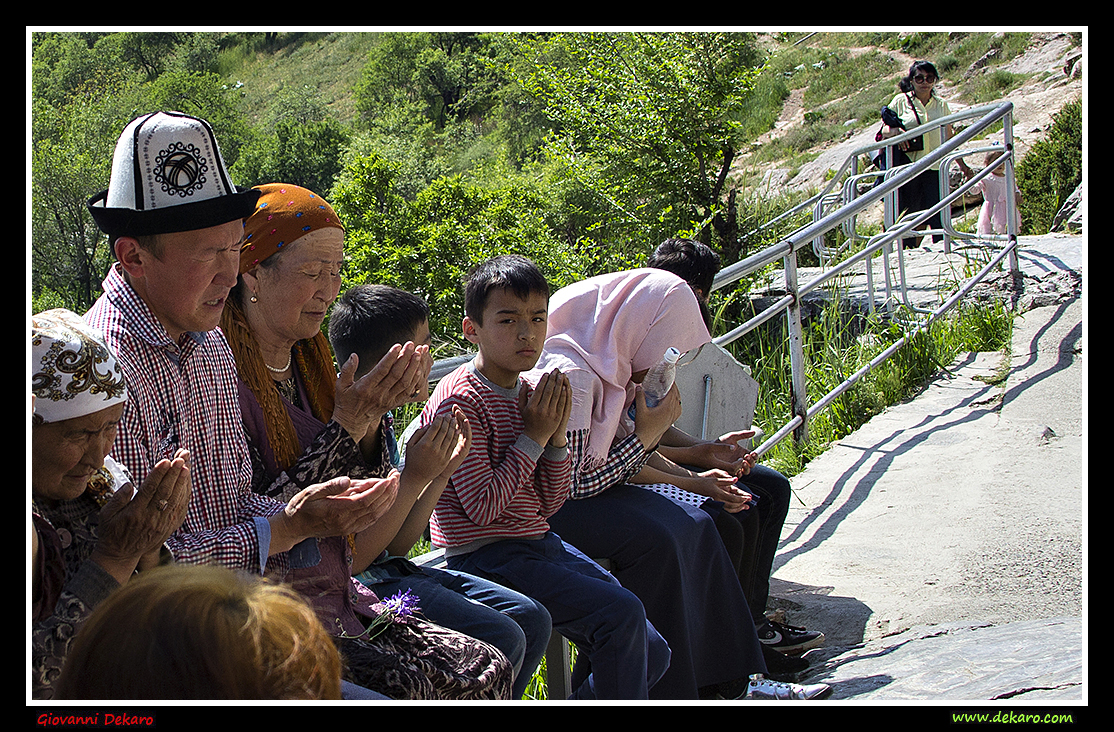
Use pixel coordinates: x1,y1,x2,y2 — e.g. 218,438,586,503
56,563,342,700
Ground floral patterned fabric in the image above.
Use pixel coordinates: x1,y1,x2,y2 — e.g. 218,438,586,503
31,464,139,700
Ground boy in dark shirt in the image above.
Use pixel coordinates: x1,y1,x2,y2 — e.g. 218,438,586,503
329,283,552,699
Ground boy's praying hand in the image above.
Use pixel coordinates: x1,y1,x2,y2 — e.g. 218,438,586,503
520,368,571,449
353,406,473,565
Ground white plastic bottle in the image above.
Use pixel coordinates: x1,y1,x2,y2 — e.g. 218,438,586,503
629,347,681,420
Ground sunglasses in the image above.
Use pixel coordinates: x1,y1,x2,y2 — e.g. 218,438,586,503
914,74,937,83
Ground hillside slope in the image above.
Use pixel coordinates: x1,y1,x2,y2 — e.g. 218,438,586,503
737,32,1083,197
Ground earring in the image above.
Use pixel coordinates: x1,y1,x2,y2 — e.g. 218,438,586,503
250,293,258,303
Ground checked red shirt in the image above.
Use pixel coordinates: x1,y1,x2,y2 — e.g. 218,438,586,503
85,264,286,573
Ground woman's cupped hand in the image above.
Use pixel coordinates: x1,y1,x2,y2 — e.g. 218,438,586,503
332,343,431,443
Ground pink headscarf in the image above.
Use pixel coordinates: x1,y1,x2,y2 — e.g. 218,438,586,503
531,268,710,462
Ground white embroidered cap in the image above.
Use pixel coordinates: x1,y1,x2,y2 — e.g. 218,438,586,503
32,309,127,423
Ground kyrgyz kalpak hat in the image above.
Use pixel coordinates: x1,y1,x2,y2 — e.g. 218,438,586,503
87,111,260,238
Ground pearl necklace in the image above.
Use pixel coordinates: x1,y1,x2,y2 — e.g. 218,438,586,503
265,351,293,374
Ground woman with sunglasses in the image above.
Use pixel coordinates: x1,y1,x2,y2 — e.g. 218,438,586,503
880,60,972,247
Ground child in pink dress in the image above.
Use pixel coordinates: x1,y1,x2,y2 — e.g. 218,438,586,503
971,149,1022,235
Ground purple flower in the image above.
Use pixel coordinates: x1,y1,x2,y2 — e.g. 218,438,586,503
383,589,421,619
350,589,423,641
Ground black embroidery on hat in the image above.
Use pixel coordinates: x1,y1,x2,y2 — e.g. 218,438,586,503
154,142,209,198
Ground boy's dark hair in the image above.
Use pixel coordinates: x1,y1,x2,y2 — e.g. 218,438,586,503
464,255,550,325
646,238,722,298
328,284,430,373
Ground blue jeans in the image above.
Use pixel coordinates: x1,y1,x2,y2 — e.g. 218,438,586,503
447,532,671,700
357,558,551,699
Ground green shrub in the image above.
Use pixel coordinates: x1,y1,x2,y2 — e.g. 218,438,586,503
1016,99,1082,234
31,289,71,315
962,69,1028,104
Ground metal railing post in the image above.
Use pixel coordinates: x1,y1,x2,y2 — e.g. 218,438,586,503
784,249,809,443
1003,113,1021,275
701,374,713,441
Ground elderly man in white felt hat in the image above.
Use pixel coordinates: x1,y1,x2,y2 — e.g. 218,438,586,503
87,111,261,340
83,112,397,583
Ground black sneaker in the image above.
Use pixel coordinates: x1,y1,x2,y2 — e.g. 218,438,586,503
756,620,825,654
762,644,809,677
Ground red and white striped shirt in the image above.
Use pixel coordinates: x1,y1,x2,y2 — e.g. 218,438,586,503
421,362,572,551
85,264,286,573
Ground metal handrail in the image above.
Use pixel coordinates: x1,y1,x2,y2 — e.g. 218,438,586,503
714,103,1013,289
710,101,1019,452
426,101,1020,458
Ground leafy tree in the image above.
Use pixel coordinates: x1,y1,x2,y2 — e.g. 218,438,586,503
340,126,452,201
354,33,422,120
355,32,499,131
333,152,578,347
113,32,185,81
332,151,408,226
506,32,764,264
232,116,350,194
31,32,124,106
166,32,223,75
480,34,555,169
31,93,125,310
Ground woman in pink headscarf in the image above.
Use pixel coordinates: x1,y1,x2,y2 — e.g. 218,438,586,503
531,269,830,700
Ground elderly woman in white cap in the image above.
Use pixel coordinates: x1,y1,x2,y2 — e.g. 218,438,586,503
31,309,192,700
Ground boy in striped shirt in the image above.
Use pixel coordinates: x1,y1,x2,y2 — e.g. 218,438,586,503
420,255,670,699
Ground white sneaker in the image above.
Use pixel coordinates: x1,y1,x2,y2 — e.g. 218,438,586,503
746,674,832,700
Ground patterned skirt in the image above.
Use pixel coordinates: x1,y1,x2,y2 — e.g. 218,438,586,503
278,532,511,701
335,615,512,700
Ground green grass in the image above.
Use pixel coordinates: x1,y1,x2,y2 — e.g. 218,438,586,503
961,69,1029,104
738,283,1013,479
215,32,381,126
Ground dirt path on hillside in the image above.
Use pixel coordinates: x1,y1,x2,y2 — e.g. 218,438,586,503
753,44,918,148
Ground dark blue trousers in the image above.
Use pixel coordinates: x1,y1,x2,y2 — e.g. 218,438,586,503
448,532,671,700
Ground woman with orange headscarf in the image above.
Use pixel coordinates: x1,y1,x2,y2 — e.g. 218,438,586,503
221,183,548,699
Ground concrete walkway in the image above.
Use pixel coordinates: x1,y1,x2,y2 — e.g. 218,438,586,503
764,234,1085,704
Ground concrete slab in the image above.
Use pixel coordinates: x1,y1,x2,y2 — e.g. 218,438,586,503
762,234,1085,704
801,617,1082,701
762,233,1083,315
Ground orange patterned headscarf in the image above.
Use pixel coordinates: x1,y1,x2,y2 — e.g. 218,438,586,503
240,183,343,274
